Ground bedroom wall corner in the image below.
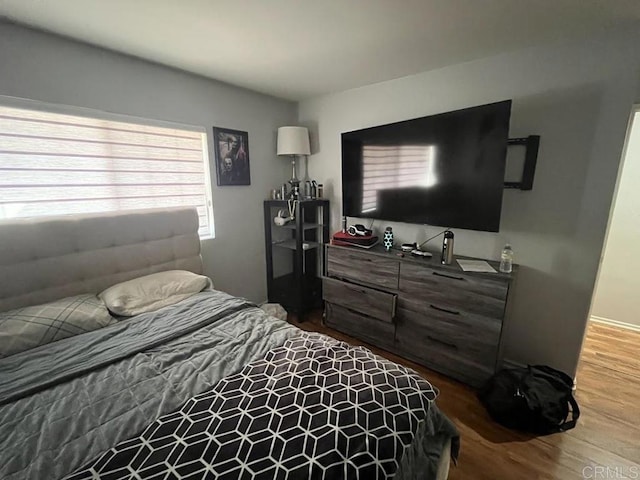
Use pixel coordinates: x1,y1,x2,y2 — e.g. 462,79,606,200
0,21,296,303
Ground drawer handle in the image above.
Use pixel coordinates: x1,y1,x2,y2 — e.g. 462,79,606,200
429,304,460,315
427,335,458,350
433,271,465,281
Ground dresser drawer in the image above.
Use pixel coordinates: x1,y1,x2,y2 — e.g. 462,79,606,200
397,297,501,357
395,306,500,386
323,277,396,322
325,303,395,349
399,263,509,319
395,324,496,387
327,247,399,290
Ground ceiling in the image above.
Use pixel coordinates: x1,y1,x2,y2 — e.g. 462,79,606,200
1,0,639,101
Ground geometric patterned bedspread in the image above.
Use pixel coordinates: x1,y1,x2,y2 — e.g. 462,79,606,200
66,333,456,479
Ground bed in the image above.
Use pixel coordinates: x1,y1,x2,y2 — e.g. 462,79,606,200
0,207,458,479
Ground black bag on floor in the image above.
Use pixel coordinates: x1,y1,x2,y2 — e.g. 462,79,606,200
478,365,580,434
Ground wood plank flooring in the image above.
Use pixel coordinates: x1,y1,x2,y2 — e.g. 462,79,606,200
289,313,640,479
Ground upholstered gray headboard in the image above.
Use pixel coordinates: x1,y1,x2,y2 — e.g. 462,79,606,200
0,207,203,312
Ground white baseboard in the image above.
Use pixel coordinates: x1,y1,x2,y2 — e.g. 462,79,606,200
590,315,640,333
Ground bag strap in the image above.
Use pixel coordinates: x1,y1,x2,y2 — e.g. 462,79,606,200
558,393,581,431
529,365,573,390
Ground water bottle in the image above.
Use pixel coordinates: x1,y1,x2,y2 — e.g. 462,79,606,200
441,230,454,265
500,244,514,273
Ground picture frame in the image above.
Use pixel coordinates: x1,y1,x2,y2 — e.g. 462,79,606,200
213,127,251,186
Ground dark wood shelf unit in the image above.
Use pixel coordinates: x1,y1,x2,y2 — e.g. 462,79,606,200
264,199,330,319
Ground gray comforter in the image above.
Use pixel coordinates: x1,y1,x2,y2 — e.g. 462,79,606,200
0,290,457,479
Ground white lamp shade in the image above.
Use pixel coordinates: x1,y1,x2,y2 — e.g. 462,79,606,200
277,126,310,156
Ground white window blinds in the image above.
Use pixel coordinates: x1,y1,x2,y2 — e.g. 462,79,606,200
0,104,213,237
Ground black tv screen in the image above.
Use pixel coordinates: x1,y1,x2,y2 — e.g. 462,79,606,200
341,100,512,232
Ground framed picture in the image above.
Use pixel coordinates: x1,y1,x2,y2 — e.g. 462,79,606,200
213,127,251,186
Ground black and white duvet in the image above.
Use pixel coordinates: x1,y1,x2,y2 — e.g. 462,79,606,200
0,290,458,480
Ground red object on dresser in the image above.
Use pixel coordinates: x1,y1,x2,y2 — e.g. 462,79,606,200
331,231,379,248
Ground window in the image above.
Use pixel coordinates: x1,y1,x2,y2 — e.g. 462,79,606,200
0,102,214,237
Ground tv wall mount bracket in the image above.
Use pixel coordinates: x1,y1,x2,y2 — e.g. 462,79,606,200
504,135,540,191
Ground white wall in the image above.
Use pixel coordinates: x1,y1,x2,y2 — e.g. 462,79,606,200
591,111,640,328
0,22,296,303
298,29,640,376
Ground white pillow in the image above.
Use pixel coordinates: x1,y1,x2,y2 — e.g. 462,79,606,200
99,270,213,316
0,294,115,358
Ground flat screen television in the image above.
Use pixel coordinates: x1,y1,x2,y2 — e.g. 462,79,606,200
341,100,512,232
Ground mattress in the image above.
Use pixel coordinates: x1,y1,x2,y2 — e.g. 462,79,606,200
0,290,458,479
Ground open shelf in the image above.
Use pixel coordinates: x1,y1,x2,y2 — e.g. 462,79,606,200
278,222,322,230
273,239,319,251
269,273,323,310
264,198,329,316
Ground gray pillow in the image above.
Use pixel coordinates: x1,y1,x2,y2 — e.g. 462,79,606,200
0,294,115,358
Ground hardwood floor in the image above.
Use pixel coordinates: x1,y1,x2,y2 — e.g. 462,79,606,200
289,313,640,479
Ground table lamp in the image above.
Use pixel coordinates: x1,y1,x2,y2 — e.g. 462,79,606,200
277,126,310,197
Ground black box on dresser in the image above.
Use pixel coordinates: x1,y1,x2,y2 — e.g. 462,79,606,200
322,244,517,388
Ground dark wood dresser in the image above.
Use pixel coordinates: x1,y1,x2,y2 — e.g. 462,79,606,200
323,244,517,387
